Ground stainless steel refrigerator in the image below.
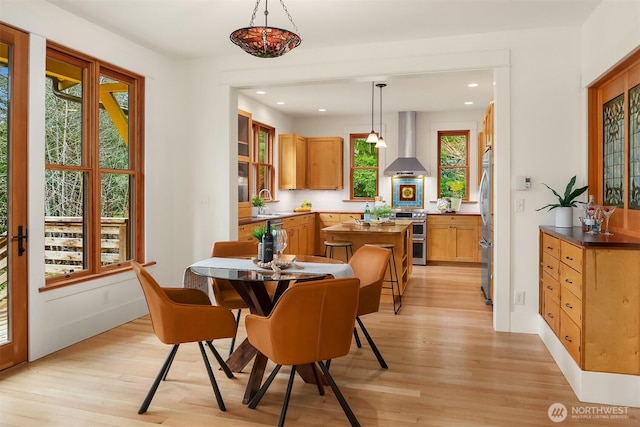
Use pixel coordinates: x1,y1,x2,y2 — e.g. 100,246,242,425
479,148,493,305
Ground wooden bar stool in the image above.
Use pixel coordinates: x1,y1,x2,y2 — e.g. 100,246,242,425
324,241,353,261
365,243,402,314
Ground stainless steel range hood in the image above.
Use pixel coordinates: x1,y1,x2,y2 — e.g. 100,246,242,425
383,111,429,176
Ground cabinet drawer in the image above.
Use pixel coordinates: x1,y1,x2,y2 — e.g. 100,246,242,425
340,213,361,222
559,264,582,299
541,252,559,280
561,284,582,326
560,241,583,273
542,272,560,304
283,216,301,228
560,310,582,366
318,213,340,224
542,233,560,258
543,292,560,336
429,214,479,226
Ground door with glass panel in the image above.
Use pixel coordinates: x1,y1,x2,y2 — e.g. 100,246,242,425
0,25,29,370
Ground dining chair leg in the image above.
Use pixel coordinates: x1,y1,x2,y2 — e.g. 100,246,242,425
229,309,242,357
198,341,226,411
139,344,179,414
248,364,282,409
316,361,361,427
161,344,178,381
277,366,297,427
206,340,234,378
325,359,331,370
310,362,325,396
356,317,388,369
353,327,362,348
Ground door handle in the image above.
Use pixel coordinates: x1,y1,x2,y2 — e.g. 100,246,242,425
11,225,28,256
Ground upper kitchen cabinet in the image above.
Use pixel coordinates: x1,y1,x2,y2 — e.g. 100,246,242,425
238,109,252,219
307,137,344,190
278,134,307,190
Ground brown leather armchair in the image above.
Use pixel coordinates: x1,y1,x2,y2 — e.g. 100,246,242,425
210,240,258,355
348,245,392,369
245,277,361,427
131,262,236,413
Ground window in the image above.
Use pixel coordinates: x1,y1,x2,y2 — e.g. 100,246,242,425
252,121,275,199
44,44,144,286
350,133,379,199
438,130,470,200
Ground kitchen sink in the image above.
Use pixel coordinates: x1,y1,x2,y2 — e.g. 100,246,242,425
255,213,283,218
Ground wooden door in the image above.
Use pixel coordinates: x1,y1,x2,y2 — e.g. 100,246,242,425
0,24,29,370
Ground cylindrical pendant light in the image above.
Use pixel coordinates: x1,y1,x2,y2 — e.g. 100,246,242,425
366,81,379,143
375,83,387,148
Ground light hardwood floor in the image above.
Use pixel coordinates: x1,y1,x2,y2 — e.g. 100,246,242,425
1,265,638,426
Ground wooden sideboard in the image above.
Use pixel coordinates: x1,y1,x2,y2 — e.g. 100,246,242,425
539,226,640,375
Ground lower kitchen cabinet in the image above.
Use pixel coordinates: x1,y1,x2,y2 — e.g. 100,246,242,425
539,227,640,375
427,214,481,262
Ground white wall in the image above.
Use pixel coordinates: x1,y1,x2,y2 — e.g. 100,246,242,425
4,0,188,359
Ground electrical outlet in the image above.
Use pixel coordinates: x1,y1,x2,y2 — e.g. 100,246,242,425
514,291,525,305
515,199,525,212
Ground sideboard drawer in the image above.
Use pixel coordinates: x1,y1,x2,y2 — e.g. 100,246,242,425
561,284,582,326
560,241,583,273
542,272,560,304
559,264,582,299
542,233,560,258
543,291,560,336
560,310,582,365
542,252,559,280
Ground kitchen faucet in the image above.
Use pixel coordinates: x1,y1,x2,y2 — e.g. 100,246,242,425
258,188,273,201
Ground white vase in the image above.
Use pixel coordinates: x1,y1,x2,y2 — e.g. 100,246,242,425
252,206,260,217
555,207,573,228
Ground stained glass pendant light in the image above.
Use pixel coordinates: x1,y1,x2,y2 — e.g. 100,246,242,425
375,83,387,148
230,0,302,58
366,81,379,143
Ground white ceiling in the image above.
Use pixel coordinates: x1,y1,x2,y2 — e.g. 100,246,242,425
46,0,601,118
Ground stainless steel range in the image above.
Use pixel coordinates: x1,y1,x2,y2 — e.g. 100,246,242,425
392,210,427,265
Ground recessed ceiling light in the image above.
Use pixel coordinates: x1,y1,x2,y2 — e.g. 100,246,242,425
256,90,266,95
464,101,474,105
318,108,326,112
276,101,285,105
467,83,479,88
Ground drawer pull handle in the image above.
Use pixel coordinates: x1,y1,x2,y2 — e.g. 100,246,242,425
546,285,554,291
546,265,553,270
546,246,554,250
564,279,573,284
547,312,554,319
565,256,573,261
564,335,572,343
565,303,573,309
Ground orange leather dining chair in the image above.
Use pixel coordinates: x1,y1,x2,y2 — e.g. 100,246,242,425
245,277,361,427
348,245,392,369
131,262,237,413
210,240,260,355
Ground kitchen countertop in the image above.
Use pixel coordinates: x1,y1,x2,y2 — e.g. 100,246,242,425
321,221,411,233
238,211,314,226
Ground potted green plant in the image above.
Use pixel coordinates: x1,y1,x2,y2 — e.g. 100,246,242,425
252,225,266,241
373,204,393,221
536,175,588,227
251,195,265,217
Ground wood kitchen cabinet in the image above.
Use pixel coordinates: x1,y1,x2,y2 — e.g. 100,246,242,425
427,214,481,262
539,227,640,374
307,137,343,190
278,134,307,190
283,213,315,255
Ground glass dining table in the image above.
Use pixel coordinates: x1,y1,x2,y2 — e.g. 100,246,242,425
187,255,353,404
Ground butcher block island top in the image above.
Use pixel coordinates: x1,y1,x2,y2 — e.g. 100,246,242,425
322,221,413,304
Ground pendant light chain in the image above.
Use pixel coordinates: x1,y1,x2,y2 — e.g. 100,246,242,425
371,81,375,132
248,0,300,34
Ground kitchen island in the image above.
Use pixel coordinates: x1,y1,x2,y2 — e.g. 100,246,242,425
322,221,413,303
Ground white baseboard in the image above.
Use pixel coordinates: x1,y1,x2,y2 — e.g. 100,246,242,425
538,316,640,408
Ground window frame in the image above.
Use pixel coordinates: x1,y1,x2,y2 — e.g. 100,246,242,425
437,130,470,200
251,121,275,200
349,133,379,200
43,43,145,289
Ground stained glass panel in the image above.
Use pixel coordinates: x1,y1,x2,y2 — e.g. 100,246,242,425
630,84,640,210
603,94,625,206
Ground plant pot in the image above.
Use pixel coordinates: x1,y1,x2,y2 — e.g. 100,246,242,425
555,207,573,228
252,206,260,217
